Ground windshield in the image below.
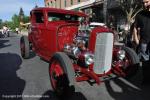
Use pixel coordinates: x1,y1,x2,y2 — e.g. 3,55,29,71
48,12,84,22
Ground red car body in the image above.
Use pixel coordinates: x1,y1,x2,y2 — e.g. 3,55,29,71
28,8,87,60
20,7,139,95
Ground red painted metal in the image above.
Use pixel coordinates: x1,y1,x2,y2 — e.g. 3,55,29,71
49,60,64,90
76,75,90,82
27,7,137,86
29,8,87,61
113,52,132,77
112,61,126,77
80,68,101,85
31,7,87,18
73,64,101,84
56,24,78,51
88,27,112,52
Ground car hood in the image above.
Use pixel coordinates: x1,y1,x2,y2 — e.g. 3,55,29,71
47,20,79,29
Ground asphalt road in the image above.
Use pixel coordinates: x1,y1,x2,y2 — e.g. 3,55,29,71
0,32,150,100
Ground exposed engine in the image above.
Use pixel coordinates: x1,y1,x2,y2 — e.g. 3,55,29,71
63,24,94,67
64,24,89,55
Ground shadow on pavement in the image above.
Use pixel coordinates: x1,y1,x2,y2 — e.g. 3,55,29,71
0,53,25,100
0,39,11,49
105,76,150,100
29,51,36,59
39,89,87,100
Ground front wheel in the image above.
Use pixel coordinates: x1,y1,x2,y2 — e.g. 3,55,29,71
121,46,139,78
49,52,76,96
113,46,139,78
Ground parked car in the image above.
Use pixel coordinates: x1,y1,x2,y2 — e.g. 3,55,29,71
20,7,139,96
89,22,107,29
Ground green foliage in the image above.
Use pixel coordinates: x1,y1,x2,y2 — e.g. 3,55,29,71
23,16,30,23
12,14,20,28
0,7,30,31
19,7,24,22
0,19,2,29
35,5,38,8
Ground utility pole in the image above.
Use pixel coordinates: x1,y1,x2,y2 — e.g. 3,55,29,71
103,0,107,24
59,0,61,9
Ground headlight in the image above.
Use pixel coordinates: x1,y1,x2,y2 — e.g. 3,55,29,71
117,50,125,60
84,53,94,65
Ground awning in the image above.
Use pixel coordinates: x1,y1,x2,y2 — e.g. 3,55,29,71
65,0,96,10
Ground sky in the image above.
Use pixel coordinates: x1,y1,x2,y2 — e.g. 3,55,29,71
0,0,44,21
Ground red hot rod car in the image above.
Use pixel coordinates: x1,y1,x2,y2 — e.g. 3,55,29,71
20,7,139,95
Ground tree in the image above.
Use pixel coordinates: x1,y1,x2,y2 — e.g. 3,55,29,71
19,7,24,23
0,8,29,31
119,0,143,25
11,14,20,30
23,16,30,23
118,0,143,45
6,21,13,30
0,19,3,29
35,4,38,8
19,7,30,29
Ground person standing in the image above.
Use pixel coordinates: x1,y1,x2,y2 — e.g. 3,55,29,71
2,25,8,37
15,27,19,34
133,0,150,84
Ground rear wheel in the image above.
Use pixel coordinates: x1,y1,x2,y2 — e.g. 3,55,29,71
49,52,76,96
20,36,30,59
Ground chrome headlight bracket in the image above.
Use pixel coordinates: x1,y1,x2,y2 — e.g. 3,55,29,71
117,50,125,60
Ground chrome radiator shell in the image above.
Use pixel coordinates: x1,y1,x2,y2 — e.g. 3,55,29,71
93,32,113,74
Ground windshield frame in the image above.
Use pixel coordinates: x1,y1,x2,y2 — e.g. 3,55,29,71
47,12,85,22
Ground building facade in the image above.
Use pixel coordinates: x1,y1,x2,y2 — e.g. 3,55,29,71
44,0,126,29
44,0,93,9
44,0,104,21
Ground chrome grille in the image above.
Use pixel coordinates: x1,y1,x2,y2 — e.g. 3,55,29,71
94,33,113,74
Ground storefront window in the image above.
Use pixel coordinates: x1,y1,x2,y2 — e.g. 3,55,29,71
54,0,56,7
64,0,66,7
71,0,73,5
51,1,53,7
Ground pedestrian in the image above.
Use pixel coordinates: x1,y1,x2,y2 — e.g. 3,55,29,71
130,22,137,50
2,25,8,37
15,27,19,34
133,0,150,84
